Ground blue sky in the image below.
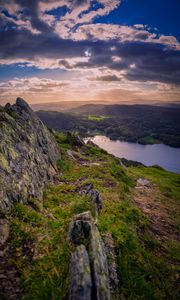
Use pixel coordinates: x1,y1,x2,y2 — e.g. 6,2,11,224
98,0,180,39
0,0,179,105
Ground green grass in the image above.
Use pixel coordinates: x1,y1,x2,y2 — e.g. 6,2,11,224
8,132,180,300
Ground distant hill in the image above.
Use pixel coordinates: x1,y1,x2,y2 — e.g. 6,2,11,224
36,104,180,147
37,110,77,131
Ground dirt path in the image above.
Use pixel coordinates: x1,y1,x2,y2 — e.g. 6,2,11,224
133,179,179,243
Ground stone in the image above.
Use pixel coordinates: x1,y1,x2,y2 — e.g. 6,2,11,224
137,178,150,186
0,219,9,245
89,223,111,300
69,245,92,300
104,233,119,292
67,132,85,147
73,211,93,222
78,183,93,195
0,98,60,214
69,219,91,245
136,178,151,188
90,189,102,216
68,211,110,300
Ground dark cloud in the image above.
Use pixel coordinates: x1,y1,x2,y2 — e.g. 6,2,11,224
72,0,88,7
115,41,180,84
88,75,121,81
0,1,180,86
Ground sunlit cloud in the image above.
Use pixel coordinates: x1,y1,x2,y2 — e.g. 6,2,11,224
0,0,179,104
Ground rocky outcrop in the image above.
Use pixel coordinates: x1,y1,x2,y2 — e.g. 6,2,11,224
0,98,60,214
69,211,111,300
76,183,102,217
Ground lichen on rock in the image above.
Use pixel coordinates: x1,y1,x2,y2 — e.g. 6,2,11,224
0,98,60,214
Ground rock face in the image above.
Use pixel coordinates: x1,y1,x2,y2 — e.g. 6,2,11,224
69,211,111,300
0,98,60,214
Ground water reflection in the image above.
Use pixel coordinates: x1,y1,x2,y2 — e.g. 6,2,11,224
85,136,180,174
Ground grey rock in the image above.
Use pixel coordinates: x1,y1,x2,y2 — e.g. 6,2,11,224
0,219,9,245
104,233,119,292
90,189,102,216
73,211,93,222
68,211,110,300
69,245,92,300
69,219,91,245
89,223,111,300
137,178,150,186
0,98,60,214
78,183,93,195
67,132,85,147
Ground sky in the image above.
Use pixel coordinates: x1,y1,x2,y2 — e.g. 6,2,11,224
0,0,180,105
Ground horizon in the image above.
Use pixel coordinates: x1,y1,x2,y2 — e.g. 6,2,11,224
0,0,180,105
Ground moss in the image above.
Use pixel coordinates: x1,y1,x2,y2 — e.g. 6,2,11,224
0,153,10,171
8,147,18,160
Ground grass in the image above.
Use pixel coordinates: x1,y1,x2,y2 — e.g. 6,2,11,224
8,132,180,300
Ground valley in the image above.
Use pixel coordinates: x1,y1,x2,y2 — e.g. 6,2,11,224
36,104,180,148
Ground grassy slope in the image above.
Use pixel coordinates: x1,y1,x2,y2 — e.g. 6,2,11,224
9,133,180,300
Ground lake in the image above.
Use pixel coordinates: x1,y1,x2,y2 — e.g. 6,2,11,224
85,135,180,174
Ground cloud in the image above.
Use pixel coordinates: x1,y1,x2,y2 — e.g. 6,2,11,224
0,21,179,86
0,74,179,105
55,0,121,38
0,0,179,105
88,74,121,81
0,77,69,101
70,23,180,49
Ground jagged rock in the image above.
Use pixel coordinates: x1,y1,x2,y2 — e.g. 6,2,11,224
136,178,151,189
90,189,102,216
73,211,93,222
67,132,85,147
69,245,92,300
104,233,119,292
0,98,60,214
0,219,9,245
69,211,110,300
69,215,91,245
77,183,93,195
89,223,111,300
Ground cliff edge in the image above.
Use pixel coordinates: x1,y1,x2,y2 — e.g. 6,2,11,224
0,98,60,214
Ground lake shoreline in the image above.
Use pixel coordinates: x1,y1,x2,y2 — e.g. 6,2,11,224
85,135,180,174
84,133,179,148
